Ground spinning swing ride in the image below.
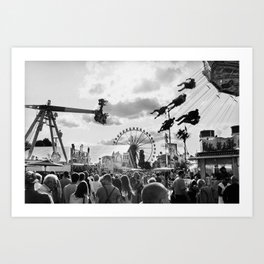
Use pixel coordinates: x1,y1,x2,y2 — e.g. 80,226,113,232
25,99,108,163
150,60,239,164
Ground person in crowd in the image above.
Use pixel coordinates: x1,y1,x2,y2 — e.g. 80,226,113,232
130,172,143,203
25,171,53,203
92,174,102,194
34,172,43,191
155,174,162,183
218,177,231,203
171,170,188,203
78,172,85,184
96,174,122,203
187,179,198,203
60,171,71,191
223,176,239,203
120,175,134,203
38,174,62,203
196,179,214,203
112,177,122,194
210,176,219,203
83,171,95,202
63,172,79,203
141,183,169,203
69,181,89,203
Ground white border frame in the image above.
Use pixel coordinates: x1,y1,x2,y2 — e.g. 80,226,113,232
12,48,252,217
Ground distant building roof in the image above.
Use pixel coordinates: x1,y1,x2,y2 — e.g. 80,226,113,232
25,145,130,164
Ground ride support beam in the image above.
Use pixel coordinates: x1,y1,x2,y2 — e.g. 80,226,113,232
48,112,56,153
50,111,68,163
25,110,43,140
27,110,46,159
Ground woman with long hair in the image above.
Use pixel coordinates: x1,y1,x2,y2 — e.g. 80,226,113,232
120,175,133,203
69,181,89,203
38,174,62,203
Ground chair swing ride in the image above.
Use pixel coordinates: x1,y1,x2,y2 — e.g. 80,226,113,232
151,60,239,158
25,99,108,163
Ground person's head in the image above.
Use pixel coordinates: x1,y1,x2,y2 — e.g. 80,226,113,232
112,177,122,192
197,179,206,189
190,179,198,190
34,172,42,184
101,174,112,185
220,166,227,174
43,174,60,191
121,175,132,193
74,181,88,198
79,172,85,182
71,172,79,184
63,171,69,179
25,171,37,189
94,174,99,182
178,170,185,178
141,183,169,203
231,176,239,185
133,172,140,181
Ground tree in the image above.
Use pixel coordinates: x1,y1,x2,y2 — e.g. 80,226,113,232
176,127,190,162
35,138,52,147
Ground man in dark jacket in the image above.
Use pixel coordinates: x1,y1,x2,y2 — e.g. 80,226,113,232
223,176,239,203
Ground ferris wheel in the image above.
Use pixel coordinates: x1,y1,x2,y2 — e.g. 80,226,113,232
113,127,156,167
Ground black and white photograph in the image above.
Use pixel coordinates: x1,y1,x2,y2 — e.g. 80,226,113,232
12,47,252,217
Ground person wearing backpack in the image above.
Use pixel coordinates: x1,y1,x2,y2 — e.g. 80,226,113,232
96,174,122,203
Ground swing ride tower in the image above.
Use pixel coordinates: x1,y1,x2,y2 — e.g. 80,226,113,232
25,99,108,163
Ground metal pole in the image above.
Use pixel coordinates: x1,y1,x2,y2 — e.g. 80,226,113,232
167,111,172,167
27,110,46,159
25,111,42,140
48,111,56,153
50,111,68,163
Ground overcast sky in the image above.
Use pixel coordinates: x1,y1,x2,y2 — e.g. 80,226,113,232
25,61,239,157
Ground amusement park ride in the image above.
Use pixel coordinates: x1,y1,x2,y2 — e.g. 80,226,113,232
113,127,156,168
25,99,108,163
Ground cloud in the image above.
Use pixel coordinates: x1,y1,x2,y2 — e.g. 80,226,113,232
155,67,181,84
106,98,161,119
98,139,115,145
89,83,104,95
82,114,122,126
57,118,80,128
133,79,160,93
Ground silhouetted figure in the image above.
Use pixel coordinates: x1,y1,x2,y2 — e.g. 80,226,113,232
167,94,187,112
158,118,175,133
150,106,167,119
178,78,196,92
176,109,200,125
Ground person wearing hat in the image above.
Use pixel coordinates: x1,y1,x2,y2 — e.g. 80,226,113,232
25,171,53,203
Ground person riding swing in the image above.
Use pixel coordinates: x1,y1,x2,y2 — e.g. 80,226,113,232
178,78,196,92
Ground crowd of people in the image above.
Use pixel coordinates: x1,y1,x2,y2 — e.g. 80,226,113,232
25,167,239,204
